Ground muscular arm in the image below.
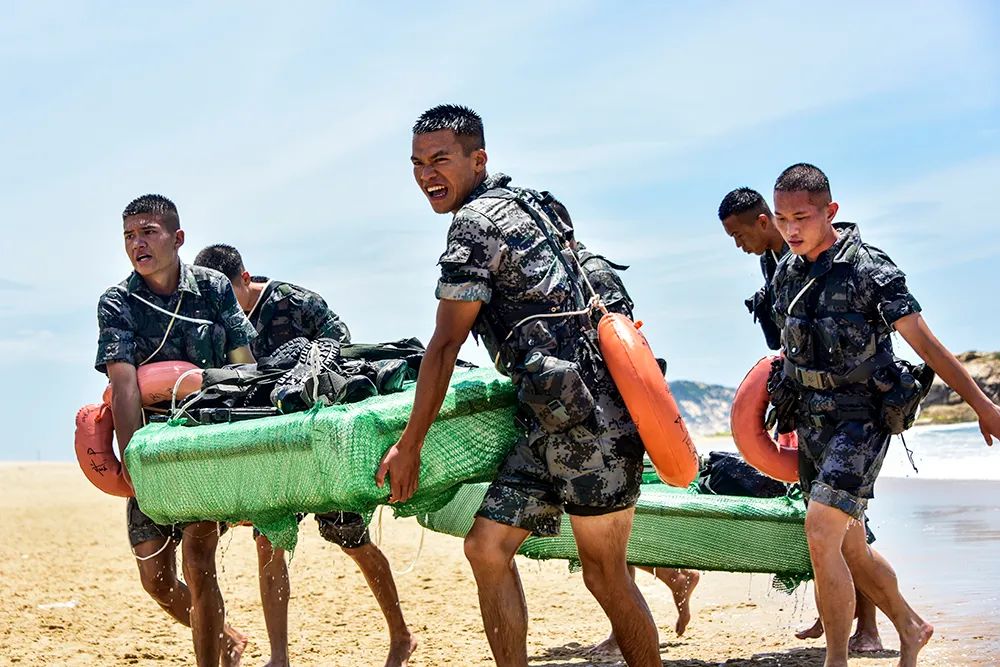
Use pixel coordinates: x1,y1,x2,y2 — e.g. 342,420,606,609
376,299,482,502
107,362,143,486
895,312,1000,444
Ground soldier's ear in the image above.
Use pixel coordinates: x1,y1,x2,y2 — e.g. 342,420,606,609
826,201,839,222
174,229,185,250
241,271,251,288
474,148,487,173
756,213,770,230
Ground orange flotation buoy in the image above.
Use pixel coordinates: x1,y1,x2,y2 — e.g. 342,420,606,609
75,361,202,497
730,356,799,483
598,312,699,487
74,403,133,497
102,360,203,405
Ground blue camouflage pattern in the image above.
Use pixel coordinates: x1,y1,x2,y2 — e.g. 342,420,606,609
436,173,642,535
247,278,351,359
95,262,256,373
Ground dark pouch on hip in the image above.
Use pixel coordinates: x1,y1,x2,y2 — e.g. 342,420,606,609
879,360,935,435
517,352,596,434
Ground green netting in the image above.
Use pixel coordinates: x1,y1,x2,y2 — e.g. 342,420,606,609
419,481,812,583
125,368,519,550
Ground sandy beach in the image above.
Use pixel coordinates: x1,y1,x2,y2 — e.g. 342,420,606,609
0,463,994,666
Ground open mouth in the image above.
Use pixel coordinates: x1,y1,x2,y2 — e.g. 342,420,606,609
135,253,153,264
425,185,448,201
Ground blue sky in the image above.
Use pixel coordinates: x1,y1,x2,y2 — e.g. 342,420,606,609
2,1,998,460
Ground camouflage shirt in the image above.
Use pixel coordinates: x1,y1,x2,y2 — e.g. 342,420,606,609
245,277,351,358
435,172,586,368
95,262,257,373
772,222,921,391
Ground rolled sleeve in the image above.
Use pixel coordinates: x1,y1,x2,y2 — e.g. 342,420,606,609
435,211,501,303
95,289,136,374
870,262,921,326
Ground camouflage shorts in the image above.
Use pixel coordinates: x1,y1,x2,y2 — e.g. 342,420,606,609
477,419,644,537
252,511,370,549
797,419,890,520
126,497,228,548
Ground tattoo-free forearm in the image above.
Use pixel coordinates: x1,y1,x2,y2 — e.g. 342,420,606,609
398,338,463,450
899,314,993,413
111,382,144,452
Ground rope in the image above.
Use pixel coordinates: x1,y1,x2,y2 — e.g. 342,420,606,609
374,506,428,577
132,536,173,561
137,293,186,366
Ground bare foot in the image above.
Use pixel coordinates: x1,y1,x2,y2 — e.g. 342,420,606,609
898,620,933,667
262,659,288,667
666,570,699,636
795,616,824,640
384,633,418,667
222,624,248,667
586,635,622,658
849,627,884,653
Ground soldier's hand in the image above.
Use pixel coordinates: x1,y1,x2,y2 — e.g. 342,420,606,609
375,442,421,503
978,402,1000,447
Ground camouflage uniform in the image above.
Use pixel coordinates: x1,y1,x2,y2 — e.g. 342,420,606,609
745,245,788,351
246,277,369,549
437,173,643,537
95,262,257,546
772,222,921,519
246,277,351,359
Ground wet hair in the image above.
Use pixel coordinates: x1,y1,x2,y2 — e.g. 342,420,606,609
717,187,772,222
774,163,831,202
412,104,485,154
194,244,245,281
122,194,181,231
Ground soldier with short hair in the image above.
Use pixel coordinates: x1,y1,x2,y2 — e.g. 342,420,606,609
377,104,661,667
194,243,417,667
770,163,1000,667
718,186,883,652
96,194,257,666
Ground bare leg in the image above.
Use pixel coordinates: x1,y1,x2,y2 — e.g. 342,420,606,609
644,566,699,636
571,508,660,667
589,563,697,656
795,585,825,640
182,522,226,667
849,590,884,653
804,502,856,667
463,517,531,667
134,537,246,667
841,521,932,667
256,534,290,667
342,543,417,667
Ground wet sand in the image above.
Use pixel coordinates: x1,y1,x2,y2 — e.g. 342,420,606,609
0,463,992,666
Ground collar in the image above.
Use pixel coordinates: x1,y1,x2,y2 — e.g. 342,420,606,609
462,172,512,208
125,260,201,297
786,222,859,280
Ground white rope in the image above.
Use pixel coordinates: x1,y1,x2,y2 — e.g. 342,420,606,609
374,506,426,576
170,368,204,413
132,536,173,561
788,277,817,314
136,292,186,366
129,292,214,326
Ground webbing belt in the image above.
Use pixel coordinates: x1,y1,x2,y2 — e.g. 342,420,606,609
784,351,893,391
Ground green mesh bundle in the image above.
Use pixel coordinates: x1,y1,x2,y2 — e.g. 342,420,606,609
125,368,519,550
419,482,812,582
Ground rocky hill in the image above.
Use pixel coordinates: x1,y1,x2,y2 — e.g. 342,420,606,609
672,380,735,436
918,351,1000,424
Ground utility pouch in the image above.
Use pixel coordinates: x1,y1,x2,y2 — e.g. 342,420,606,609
517,351,596,434
783,317,813,367
813,317,845,368
879,359,935,435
